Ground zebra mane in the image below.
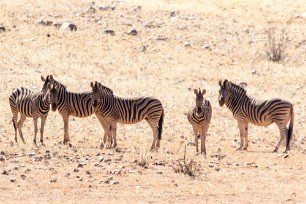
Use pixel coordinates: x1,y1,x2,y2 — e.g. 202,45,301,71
96,82,113,95
228,80,258,105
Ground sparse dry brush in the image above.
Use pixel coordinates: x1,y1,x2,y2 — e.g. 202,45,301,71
266,24,288,62
172,145,198,177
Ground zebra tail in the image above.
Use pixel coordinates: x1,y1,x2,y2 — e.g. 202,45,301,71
158,110,164,140
286,106,294,150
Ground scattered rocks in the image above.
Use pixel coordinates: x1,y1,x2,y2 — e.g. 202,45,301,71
34,19,53,26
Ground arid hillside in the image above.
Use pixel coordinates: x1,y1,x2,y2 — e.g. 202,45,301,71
0,0,306,203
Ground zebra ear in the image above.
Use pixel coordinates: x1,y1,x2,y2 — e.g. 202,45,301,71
50,75,53,81
41,76,46,82
194,89,198,94
90,82,94,88
223,79,229,88
202,89,206,95
218,79,223,86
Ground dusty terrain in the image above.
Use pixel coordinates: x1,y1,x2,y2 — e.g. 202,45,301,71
1,0,306,203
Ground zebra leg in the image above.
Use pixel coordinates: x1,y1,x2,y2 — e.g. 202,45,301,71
12,113,18,143
62,116,70,144
111,123,117,148
273,125,287,153
95,114,110,148
148,121,159,151
201,125,208,156
193,126,199,153
243,123,249,150
17,114,27,144
40,115,48,145
33,116,39,146
237,122,247,151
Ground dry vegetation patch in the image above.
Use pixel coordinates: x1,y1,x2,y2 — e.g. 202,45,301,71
1,0,306,203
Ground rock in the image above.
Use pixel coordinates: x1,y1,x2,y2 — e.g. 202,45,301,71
110,181,119,185
50,176,57,182
60,22,77,31
20,174,26,180
127,29,137,36
78,163,85,168
52,22,62,29
0,26,5,32
10,177,16,182
103,29,115,36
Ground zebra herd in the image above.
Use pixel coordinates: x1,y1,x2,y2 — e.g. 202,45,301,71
9,75,294,155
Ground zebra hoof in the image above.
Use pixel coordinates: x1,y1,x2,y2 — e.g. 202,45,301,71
236,147,242,151
242,147,248,151
272,149,278,153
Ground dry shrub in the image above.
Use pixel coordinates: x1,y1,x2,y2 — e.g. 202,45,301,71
172,145,198,177
266,25,288,62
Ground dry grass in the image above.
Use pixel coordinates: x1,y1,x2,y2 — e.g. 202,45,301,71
1,0,306,203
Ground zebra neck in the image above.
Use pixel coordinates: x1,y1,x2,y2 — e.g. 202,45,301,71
226,92,252,111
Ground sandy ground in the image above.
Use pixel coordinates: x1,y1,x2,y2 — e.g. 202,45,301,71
0,0,306,203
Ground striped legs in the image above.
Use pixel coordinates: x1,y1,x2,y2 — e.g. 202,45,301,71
38,115,48,145
148,121,160,151
237,121,248,151
273,124,287,153
17,114,26,144
62,115,70,144
192,125,208,155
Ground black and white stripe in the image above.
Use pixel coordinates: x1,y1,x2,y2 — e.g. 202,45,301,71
9,76,51,145
90,81,164,150
218,79,294,153
187,88,212,155
45,75,96,144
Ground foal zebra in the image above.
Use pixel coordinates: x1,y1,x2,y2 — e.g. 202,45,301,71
218,79,294,153
187,88,212,155
45,75,107,144
9,76,51,145
90,81,164,150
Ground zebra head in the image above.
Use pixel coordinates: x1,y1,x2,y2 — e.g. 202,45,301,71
90,81,100,108
194,88,206,115
40,75,54,93
47,82,59,111
218,79,230,107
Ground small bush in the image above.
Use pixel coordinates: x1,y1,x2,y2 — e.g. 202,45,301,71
172,145,198,177
266,25,288,62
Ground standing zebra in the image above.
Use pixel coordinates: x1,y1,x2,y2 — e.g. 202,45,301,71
90,81,164,150
218,79,294,153
187,88,212,155
45,75,109,145
9,76,51,145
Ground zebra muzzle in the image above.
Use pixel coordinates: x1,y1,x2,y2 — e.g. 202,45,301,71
51,103,57,111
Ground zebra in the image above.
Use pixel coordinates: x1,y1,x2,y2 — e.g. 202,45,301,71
44,75,110,145
90,81,164,150
218,79,294,153
9,76,51,145
187,88,212,155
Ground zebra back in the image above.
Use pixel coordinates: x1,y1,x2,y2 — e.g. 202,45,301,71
9,87,50,117
47,75,95,117
91,81,164,124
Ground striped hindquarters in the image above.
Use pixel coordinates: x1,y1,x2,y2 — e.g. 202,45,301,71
9,87,49,117
114,97,163,124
